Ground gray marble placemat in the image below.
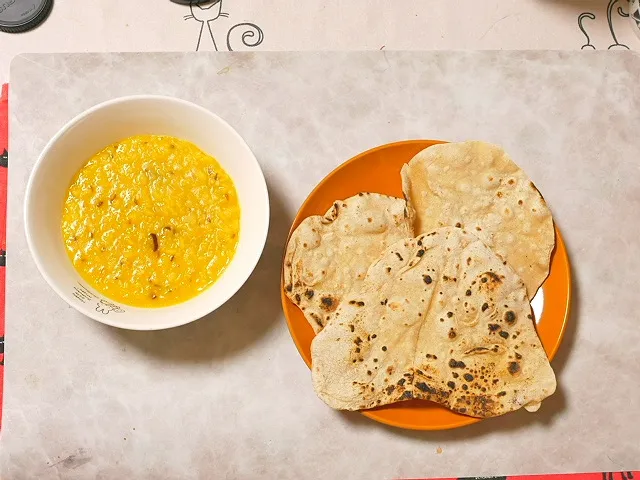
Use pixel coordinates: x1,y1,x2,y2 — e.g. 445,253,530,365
3,51,639,479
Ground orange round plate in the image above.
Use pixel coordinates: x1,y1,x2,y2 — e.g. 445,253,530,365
281,140,572,431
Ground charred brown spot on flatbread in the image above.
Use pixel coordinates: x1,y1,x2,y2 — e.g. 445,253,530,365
505,311,516,324
400,391,413,400
448,359,466,369
320,296,338,312
310,313,323,328
481,272,503,291
465,346,490,355
415,382,436,394
321,203,340,224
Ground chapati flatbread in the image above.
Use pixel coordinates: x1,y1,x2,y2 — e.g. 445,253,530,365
401,141,555,298
284,193,414,333
311,227,556,417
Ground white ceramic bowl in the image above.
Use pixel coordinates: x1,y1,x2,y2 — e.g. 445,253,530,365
25,95,269,330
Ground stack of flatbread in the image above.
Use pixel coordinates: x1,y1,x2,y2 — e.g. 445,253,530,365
284,141,557,418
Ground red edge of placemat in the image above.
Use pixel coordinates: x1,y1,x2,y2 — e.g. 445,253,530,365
403,473,639,480
0,83,8,428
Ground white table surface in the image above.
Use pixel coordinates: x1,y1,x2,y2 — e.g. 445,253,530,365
1,0,640,83
3,50,639,479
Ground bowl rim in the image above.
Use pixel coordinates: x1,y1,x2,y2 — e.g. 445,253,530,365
24,94,270,330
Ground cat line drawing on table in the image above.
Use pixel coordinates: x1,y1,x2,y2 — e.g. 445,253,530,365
183,0,264,52
578,0,631,49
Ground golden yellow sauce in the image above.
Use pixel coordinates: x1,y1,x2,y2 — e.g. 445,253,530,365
62,135,240,308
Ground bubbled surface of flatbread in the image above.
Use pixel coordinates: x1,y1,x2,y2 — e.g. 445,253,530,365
284,193,414,333
401,141,555,298
311,227,556,417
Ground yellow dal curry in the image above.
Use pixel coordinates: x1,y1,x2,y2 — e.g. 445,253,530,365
62,135,240,307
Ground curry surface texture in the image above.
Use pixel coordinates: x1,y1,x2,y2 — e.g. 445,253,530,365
61,135,240,307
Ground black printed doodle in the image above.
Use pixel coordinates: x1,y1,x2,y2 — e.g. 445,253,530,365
632,4,640,33
578,0,631,50
95,299,125,315
0,335,3,366
0,149,7,168
604,473,635,480
182,0,264,52
578,12,597,50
